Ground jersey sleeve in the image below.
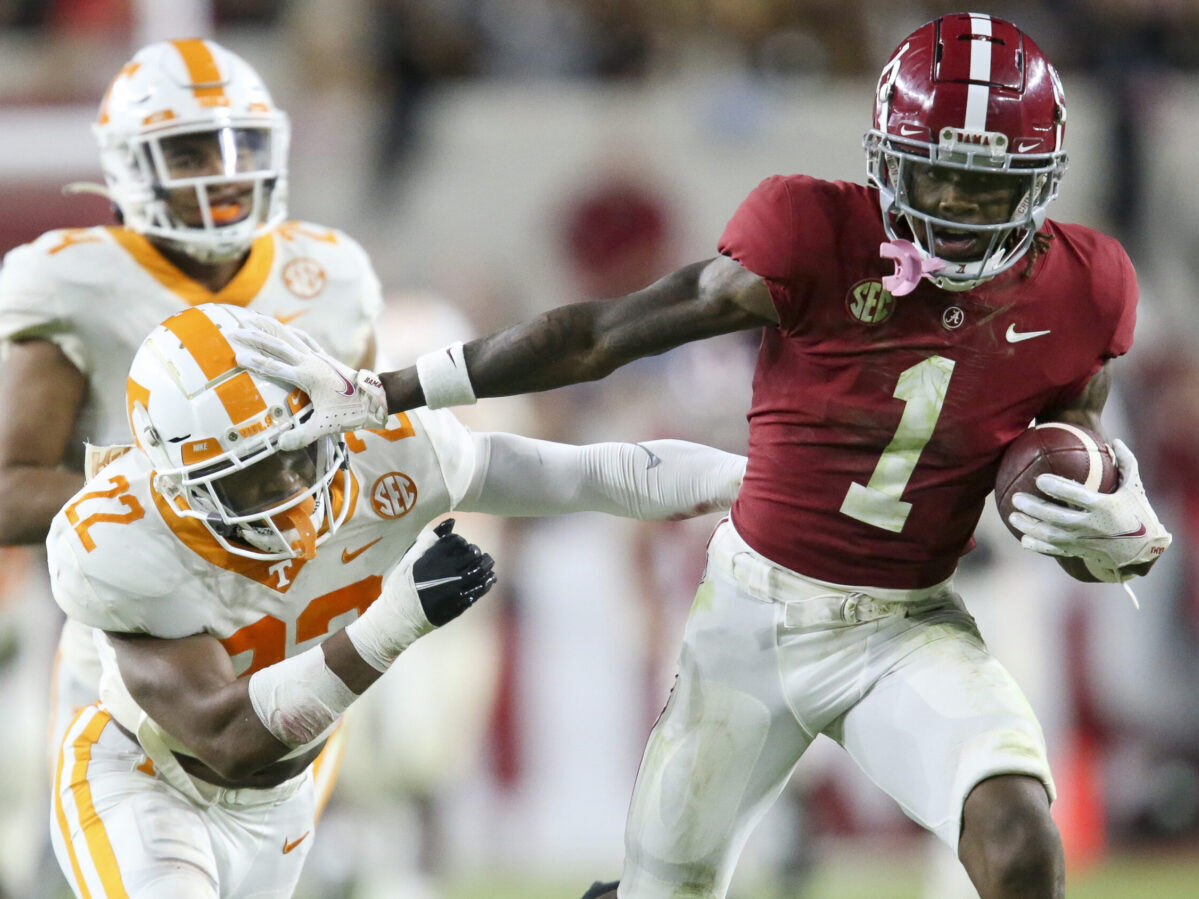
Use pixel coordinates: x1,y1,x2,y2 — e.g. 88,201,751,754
48,513,155,633
717,175,845,332
1103,240,1137,358
718,176,799,283
407,407,478,507
0,235,89,373
46,462,198,637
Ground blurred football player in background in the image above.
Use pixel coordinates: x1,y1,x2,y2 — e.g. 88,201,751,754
240,13,1173,899
0,38,380,897
47,301,746,898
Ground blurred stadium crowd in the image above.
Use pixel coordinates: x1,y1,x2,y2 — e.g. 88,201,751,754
2,1,1199,898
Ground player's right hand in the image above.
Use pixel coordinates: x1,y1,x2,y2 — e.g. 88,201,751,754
1010,439,1171,578
228,317,388,450
413,519,497,626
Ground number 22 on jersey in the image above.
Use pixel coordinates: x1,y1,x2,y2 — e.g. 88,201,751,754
839,355,955,533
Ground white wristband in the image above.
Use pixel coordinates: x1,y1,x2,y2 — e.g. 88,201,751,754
415,341,476,409
248,646,358,749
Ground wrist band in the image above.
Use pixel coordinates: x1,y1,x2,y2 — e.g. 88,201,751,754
344,530,439,671
415,341,476,409
248,646,358,749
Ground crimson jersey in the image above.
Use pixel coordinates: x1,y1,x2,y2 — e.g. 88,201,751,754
719,175,1136,588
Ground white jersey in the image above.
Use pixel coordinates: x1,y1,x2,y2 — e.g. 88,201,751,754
46,408,470,781
0,221,380,456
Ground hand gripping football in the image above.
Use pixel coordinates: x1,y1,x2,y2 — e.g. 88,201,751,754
995,423,1118,579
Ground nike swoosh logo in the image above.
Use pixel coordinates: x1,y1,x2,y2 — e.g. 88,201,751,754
283,832,310,854
322,358,355,397
636,443,662,469
342,537,382,563
898,124,922,136
274,311,308,325
1005,324,1052,343
1016,141,1041,152
1102,523,1147,539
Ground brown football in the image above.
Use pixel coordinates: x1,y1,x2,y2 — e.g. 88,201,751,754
995,423,1119,581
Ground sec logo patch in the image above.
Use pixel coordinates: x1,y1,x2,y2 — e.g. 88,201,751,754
846,280,895,325
370,472,417,519
282,258,327,298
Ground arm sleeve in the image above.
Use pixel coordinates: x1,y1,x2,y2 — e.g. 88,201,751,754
0,240,88,373
457,432,747,520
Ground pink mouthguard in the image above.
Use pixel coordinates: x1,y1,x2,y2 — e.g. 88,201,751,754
879,239,946,296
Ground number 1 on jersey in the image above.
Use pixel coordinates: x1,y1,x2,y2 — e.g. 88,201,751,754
839,355,955,532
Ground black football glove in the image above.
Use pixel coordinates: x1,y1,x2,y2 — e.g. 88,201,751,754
412,519,497,626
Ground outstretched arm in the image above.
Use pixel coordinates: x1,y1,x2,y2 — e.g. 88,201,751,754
409,256,776,407
458,432,747,521
230,256,775,449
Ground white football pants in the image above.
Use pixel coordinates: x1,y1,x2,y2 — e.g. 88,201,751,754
619,519,1054,899
51,704,330,899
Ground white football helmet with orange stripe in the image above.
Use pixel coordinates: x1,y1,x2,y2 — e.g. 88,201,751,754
94,39,289,263
127,304,348,560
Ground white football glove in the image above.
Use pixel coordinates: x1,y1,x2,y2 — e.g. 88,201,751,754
228,318,388,451
1008,439,1171,582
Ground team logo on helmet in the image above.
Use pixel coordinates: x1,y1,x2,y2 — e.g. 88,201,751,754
370,472,418,519
846,279,896,325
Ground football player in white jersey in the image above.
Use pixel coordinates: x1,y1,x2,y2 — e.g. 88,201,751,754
0,38,382,771
46,302,746,899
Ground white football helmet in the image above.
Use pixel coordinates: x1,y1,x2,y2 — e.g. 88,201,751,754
94,39,290,263
127,304,349,561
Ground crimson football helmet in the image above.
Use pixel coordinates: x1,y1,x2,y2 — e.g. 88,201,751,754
865,13,1068,289
127,304,349,561
94,39,289,263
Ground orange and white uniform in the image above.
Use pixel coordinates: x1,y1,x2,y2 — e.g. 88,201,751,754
0,220,381,751
44,407,453,899
45,357,744,898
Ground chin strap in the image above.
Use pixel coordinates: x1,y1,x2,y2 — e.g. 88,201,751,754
273,496,318,560
880,239,946,296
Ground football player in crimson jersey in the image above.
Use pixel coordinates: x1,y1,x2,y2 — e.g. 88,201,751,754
235,13,1171,899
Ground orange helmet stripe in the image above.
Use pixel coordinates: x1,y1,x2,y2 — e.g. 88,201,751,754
97,61,140,125
214,371,268,425
162,307,267,425
170,38,228,107
126,376,151,440
162,306,235,378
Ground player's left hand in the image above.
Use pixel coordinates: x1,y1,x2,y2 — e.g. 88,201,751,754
1008,439,1171,580
228,317,388,450
413,519,498,626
